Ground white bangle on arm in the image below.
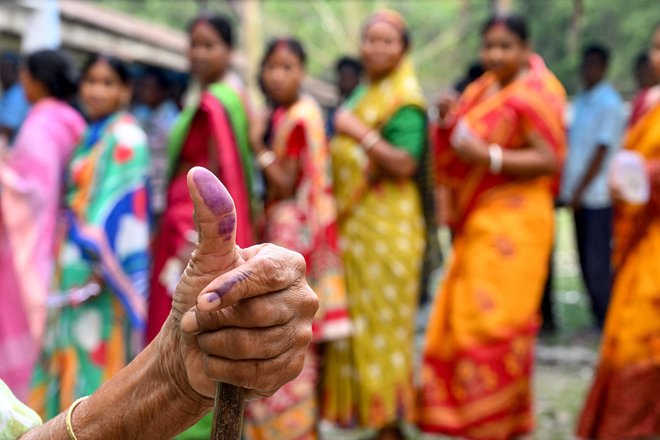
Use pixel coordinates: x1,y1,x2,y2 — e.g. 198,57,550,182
359,130,381,152
488,143,503,174
257,150,276,169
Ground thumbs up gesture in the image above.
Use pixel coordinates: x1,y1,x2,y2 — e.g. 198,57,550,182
160,167,318,402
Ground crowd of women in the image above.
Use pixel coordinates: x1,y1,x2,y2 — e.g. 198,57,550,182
0,7,659,440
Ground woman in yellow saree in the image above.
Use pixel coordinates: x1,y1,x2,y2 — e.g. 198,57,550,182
418,16,566,439
321,9,427,439
577,24,660,440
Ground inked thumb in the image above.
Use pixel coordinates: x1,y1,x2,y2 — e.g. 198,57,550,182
171,167,242,315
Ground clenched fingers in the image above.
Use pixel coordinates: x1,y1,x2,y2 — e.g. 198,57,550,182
202,350,307,400
181,279,317,335
196,316,312,360
196,243,307,312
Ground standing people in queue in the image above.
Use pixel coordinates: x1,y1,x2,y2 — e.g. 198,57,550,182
560,44,624,330
322,9,427,439
244,36,351,439
29,55,151,419
577,23,660,440
419,15,565,439
147,13,254,344
147,14,255,439
0,49,85,401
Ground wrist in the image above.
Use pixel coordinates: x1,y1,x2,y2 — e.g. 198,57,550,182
257,150,277,169
62,322,211,440
156,318,215,410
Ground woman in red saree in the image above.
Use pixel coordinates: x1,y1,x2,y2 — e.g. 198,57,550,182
418,16,566,440
576,24,660,440
147,14,254,343
244,37,350,440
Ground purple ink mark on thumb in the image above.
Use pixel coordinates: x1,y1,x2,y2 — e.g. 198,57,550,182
191,168,234,216
217,216,236,236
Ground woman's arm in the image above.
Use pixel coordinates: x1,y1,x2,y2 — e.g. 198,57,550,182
21,167,318,439
334,108,421,179
253,124,304,200
21,332,210,440
453,129,559,178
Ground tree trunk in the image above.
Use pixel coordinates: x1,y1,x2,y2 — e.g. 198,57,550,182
567,0,584,58
238,0,263,107
490,0,513,15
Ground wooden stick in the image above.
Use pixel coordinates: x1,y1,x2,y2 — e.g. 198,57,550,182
210,383,246,440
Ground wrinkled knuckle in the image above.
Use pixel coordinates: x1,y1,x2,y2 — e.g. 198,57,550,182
196,309,227,332
301,285,320,315
290,251,307,276
259,255,288,286
255,388,278,399
244,361,262,390
274,301,294,325
224,362,254,389
185,253,208,279
283,353,306,383
260,340,281,360
259,360,285,391
241,299,269,325
297,325,314,347
265,326,291,358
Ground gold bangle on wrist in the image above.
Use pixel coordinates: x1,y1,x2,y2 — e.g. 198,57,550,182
257,150,276,169
66,396,89,440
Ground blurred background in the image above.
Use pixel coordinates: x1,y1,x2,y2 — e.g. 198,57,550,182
2,0,657,98
2,1,655,438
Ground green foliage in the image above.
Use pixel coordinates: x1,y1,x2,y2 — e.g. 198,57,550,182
93,0,656,96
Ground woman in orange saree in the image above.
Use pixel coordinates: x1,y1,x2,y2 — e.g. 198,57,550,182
576,25,660,440
418,15,566,440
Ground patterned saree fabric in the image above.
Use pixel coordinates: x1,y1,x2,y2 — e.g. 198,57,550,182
244,95,350,439
147,81,253,343
322,55,427,430
0,99,85,400
577,99,660,440
419,54,566,440
30,112,151,419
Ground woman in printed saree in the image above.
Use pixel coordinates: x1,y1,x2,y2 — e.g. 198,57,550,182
147,13,254,344
245,37,351,440
0,50,85,400
418,16,566,440
321,10,427,439
577,24,660,440
30,55,151,419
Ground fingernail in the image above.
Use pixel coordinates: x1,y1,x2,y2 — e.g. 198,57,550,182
192,168,233,216
201,291,221,306
196,281,232,309
201,271,252,308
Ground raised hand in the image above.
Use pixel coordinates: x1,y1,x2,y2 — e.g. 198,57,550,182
161,166,318,401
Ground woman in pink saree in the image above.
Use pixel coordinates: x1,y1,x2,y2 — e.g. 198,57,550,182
0,50,85,399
